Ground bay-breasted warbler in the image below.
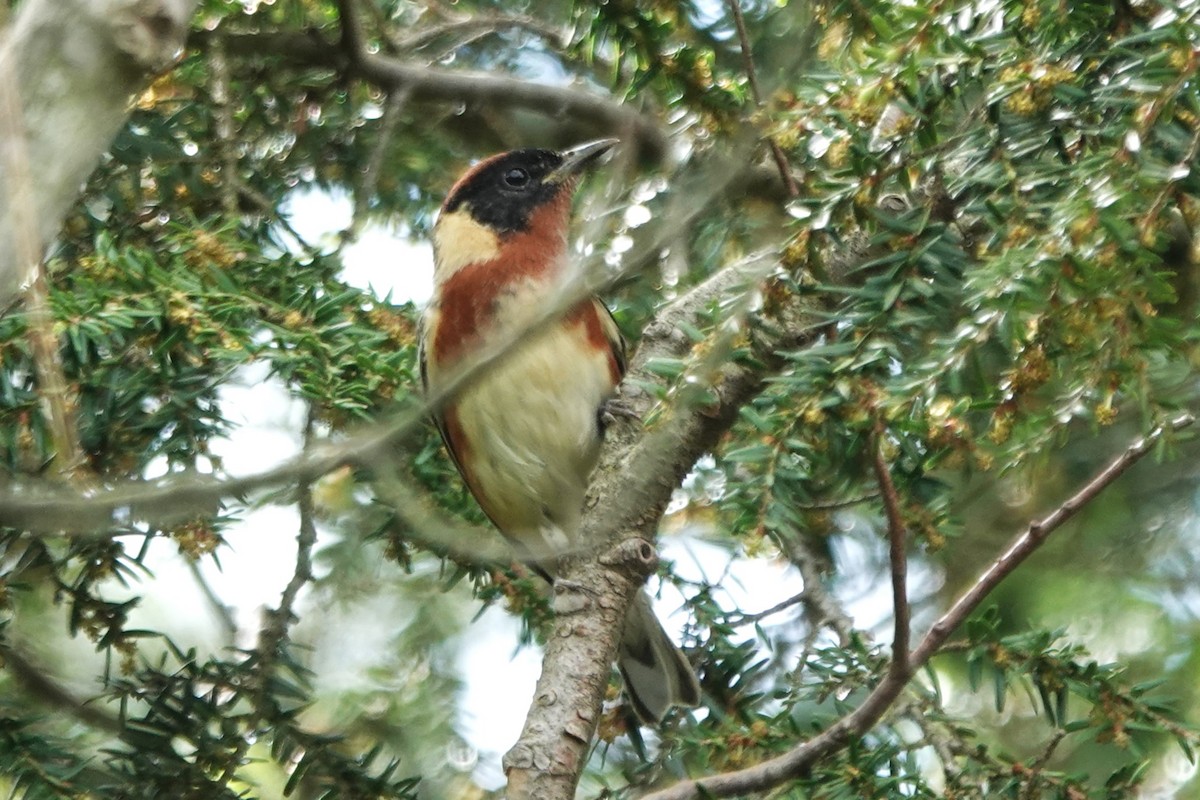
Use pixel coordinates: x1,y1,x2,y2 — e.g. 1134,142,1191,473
419,139,700,723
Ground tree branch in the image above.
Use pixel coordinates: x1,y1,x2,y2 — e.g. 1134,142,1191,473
0,141,774,535
184,558,238,645
640,413,1193,800
196,3,669,162
396,11,565,52
908,414,1193,665
724,0,798,199
223,407,320,790
871,421,910,678
0,643,122,734
0,24,87,480
191,23,809,201
207,33,240,219
773,526,855,647
723,590,809,627
504,248,825,796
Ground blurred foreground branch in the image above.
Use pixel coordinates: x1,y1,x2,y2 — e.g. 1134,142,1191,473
0,0,198,311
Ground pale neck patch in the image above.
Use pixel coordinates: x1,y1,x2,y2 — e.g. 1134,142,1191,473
432,207,501,284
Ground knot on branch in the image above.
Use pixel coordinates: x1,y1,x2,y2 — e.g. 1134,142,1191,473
502,743,548,773
598,537,658,581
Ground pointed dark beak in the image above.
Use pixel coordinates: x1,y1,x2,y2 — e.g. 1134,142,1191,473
546,138,619,184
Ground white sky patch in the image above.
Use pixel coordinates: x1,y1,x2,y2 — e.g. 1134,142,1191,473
202,362,313,642
119,360,312,651
282,188,434,305
209,360,306,474
455,606,544,787
343,225,434,305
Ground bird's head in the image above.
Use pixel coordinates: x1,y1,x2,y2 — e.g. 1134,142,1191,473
432,138,618,283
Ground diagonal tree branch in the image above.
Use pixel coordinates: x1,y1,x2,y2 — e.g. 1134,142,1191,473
907,415,1194,663
640,413,1194,800
0,643,122,734
190,22,803,203
871,420,910,678
220,406,321,791
775,527,856,647
0,137,776,536
395,11,566,52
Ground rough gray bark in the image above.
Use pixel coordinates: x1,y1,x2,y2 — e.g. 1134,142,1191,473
503,254,822,799
0,0,199,310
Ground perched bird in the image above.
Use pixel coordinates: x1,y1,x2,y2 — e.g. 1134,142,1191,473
419,139,701,723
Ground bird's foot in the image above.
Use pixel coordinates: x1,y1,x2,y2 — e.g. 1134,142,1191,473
599,396,640,436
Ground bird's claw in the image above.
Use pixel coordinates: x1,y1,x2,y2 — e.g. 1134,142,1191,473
599,397,640,435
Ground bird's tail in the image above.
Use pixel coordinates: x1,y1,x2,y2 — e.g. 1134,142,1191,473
618,590,701,723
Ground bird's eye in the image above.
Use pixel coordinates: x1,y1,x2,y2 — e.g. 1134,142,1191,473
503,168,531,188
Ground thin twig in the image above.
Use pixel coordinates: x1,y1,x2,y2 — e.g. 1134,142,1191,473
892,691,974,783
241,0,671,160
208,33,240,219
641,414,1193,800
954,728,1081,797
724,590,808,626
1020,728,1068,800
910,414,1193,664
871,420,910,677
0,644,122,734
397,13,565,51
795,491,881,512
185,557,238,645
190,28,812,195
259,407,320,659
773,528,854,647
343,87,410,246
234,180,322,261
724,0,799,198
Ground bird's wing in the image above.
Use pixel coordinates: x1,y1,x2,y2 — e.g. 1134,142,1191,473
420,325,522,542
418,335,467,479
593,297,627,380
